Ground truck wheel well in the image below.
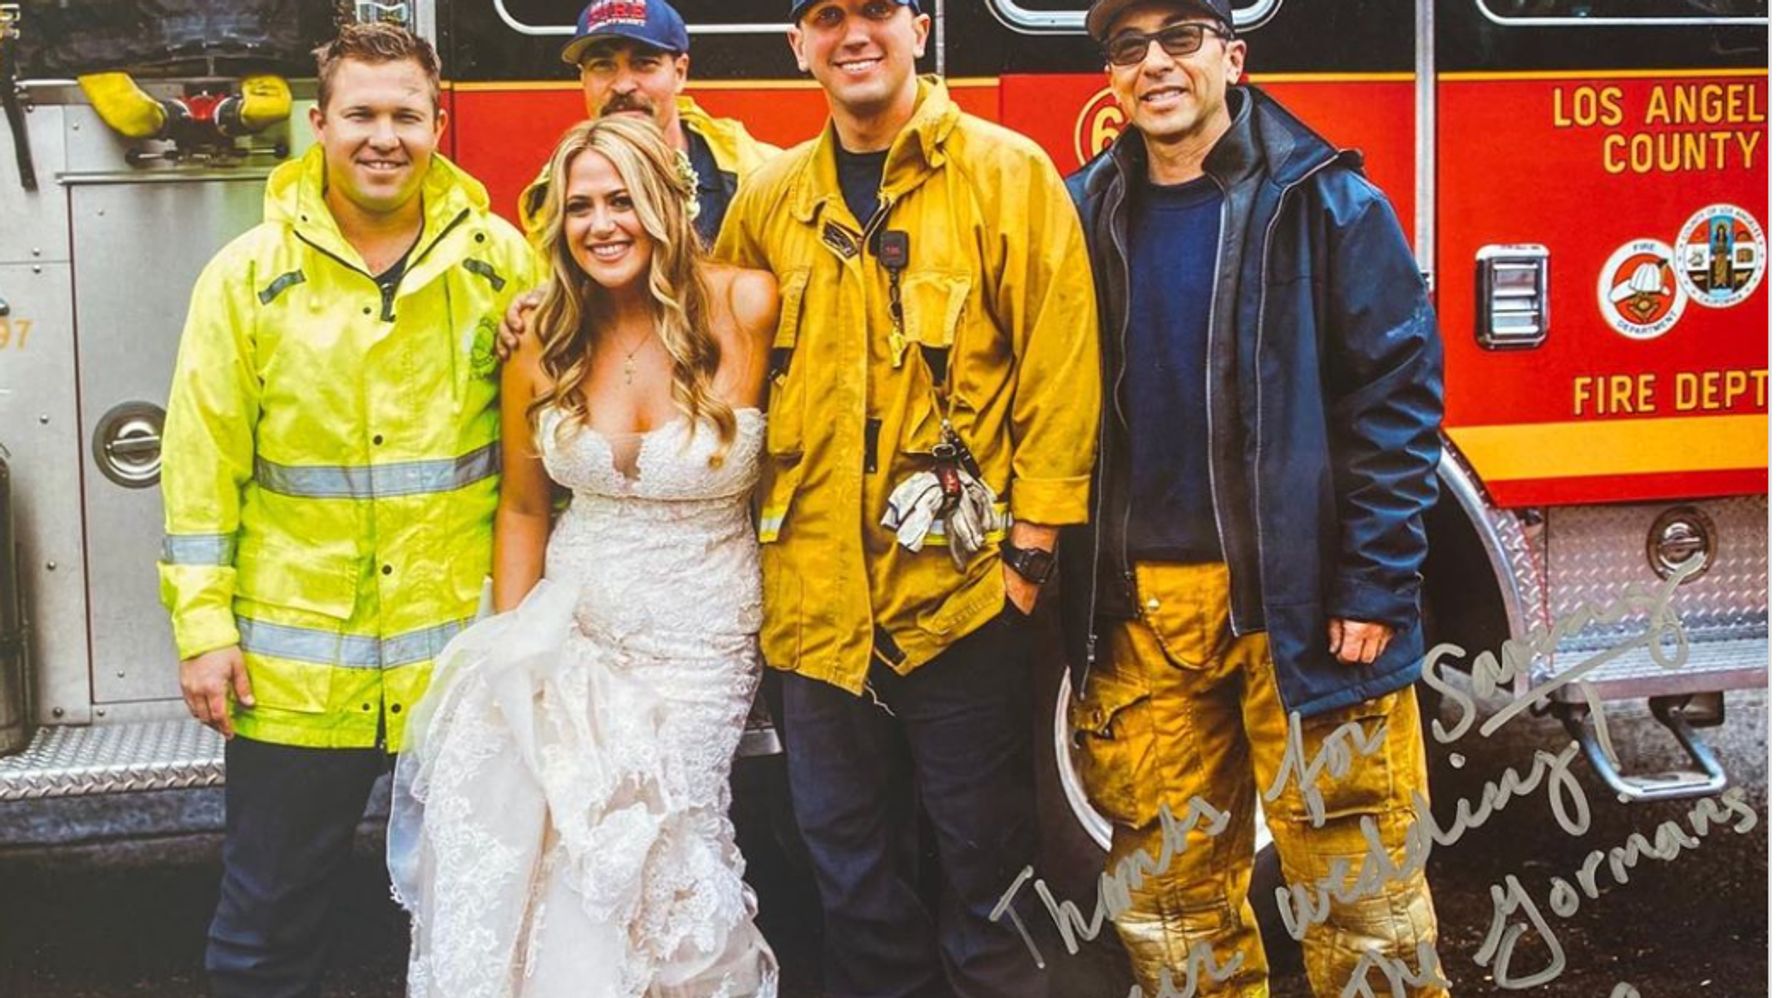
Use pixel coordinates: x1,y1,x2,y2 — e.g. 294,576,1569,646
1423,486,1513,662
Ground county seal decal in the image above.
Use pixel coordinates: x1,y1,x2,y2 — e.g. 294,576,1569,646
1675,203,1766,309
1597,239,1686,341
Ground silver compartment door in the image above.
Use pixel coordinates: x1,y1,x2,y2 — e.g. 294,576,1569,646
0,261,90,724
71,176,272,704
0,103,96,725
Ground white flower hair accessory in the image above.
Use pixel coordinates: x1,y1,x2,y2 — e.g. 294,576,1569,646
673,149,702,223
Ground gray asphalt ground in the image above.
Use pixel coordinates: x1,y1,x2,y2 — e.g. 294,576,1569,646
1,689,1765,997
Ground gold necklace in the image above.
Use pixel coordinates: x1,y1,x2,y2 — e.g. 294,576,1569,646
617,328,653,385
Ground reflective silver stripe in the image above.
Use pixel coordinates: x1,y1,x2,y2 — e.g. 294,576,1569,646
255,442,500,499
160,533,236,565
382,620,471,667
238,617,470,669
239,618,379,667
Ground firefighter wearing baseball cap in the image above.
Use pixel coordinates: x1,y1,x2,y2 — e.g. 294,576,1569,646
520,0,778,245
1061,0,1447,994
715,1,1099,993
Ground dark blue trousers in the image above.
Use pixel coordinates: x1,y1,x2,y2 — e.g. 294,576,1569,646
206,735,390,998
782,606,1047,998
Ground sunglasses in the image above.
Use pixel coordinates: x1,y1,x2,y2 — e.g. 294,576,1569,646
1104,22,1233,67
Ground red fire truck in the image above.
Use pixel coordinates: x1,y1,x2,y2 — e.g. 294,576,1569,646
0,0,1765,866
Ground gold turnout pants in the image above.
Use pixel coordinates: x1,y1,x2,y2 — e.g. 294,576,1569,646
1069,562,1446,997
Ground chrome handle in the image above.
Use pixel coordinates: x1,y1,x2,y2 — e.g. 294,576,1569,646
1475,244,1551,350
92,402,165,488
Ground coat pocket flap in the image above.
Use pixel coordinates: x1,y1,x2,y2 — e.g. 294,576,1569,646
1068,671,1152,739
235,544,359,621
766,268,811,458
900,271,972,349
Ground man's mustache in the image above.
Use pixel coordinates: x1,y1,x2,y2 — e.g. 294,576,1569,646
601,95,655,116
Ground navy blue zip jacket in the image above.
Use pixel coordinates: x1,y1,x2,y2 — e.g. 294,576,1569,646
1059,85,1444,717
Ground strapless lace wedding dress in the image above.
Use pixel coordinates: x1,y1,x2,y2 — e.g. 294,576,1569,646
390,406,777,998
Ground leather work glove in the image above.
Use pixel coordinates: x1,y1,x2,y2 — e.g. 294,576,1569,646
946,471,998,570
882,471,944,552
881,467,1001,570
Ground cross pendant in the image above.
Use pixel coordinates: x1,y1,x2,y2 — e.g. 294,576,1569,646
624,356,636,385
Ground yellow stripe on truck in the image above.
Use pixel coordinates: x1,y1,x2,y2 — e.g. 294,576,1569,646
1446,413,1768,481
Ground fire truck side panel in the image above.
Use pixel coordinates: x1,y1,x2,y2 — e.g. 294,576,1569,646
1539,495,1767,700
1438,72,1768,509
1436,6,1768,509
70,173,273,704
445,85,581,225
1426,4,1768,727
0,103,93,726
0,261,87,728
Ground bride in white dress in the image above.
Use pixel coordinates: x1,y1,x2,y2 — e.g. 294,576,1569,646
388,115,781,998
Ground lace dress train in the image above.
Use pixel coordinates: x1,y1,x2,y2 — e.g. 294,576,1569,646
390,408,778,998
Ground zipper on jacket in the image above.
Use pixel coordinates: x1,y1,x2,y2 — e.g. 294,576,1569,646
1200,187,1243,634
389,209,471,321
1082,174,1135,675
1105,180,1136,596
861,196,892,252
1249,153,1343,636
407,209,471,272
292,208,471,321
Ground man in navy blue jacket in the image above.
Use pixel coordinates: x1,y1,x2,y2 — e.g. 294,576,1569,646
1058,1,1447,994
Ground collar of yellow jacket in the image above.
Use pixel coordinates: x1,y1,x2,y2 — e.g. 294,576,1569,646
264,145,490,268
790,75,958,225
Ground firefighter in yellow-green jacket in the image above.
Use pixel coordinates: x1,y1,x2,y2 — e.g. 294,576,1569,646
712,2,1100,992
518,0,779,245
157,24,533,997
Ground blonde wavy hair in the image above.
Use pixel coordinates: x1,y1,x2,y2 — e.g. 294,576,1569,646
526,115,736,464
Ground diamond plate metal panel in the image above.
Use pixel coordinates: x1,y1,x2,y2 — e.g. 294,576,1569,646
1548,637,1768,702
1488,501,1549,638
1538,497,1767,688
0,720,223,801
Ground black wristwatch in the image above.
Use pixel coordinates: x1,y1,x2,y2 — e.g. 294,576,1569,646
1000,539,1057,586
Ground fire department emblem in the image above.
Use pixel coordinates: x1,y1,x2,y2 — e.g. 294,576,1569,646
469,316,499,376
1675,203,1765,309
1073,87,1127,166
1596,239,1686,341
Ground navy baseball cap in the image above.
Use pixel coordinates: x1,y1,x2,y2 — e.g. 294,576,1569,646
562,0,691,65
1085,0,1233,43
789,0,922,23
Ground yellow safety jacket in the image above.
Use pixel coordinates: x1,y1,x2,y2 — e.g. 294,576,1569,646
158,146,536,750
714,77,1101,693
519,96,779,236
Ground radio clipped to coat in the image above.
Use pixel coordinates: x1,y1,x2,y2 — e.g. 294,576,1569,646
874,230,1004,571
